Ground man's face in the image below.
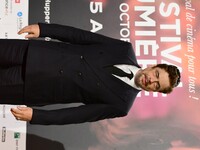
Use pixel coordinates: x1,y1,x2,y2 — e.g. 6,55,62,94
135,66,170,92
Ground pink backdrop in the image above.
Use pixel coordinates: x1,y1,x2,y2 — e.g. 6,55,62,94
27,0,200,149
90,0,200,150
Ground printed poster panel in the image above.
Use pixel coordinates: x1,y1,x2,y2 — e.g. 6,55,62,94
0,105,26,150
0,0,28,150
0,0,198,150
0,0,28,39
28,0,200,149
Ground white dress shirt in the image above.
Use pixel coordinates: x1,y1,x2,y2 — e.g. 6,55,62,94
113,64,141,90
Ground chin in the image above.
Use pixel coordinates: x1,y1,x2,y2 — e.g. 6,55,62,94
139,84,149,91
141,87,147,91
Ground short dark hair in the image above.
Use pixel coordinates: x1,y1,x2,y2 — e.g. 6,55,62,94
153,64,181,94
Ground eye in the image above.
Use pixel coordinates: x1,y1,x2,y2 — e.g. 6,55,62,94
154,82,160,91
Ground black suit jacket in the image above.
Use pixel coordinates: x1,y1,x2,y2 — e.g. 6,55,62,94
24,23,141,125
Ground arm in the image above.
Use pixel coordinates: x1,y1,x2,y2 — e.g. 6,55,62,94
38,23,125,44
18,23,126,44
30,104,126,125
10,104,125,125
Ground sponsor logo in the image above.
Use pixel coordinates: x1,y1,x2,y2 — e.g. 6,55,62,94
15,0,20,3
5,0,9,16
14,132,20,139
16,139,19,150
2,105,6,118
44,0,51,24
17,11,23,31
1,127,6,142
17,11,23,17
4,32,8,39
14,133,20,150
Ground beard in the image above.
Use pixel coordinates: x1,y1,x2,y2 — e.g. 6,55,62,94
134,70,142,88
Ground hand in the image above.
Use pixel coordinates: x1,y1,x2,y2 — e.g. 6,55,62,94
18,24,40,38
10,106,33,121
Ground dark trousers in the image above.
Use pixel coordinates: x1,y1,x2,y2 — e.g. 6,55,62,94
0,39,29,104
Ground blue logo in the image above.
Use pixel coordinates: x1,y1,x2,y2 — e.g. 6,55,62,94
17,12,23,17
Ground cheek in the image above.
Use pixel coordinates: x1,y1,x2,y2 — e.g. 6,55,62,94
135,74,142,85
146,84,154,91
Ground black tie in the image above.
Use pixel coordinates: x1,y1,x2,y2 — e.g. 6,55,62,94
104,65,134,80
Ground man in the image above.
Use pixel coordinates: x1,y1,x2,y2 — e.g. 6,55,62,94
0,23,180,125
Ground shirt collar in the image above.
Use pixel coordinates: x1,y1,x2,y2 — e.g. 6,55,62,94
114,65,142,90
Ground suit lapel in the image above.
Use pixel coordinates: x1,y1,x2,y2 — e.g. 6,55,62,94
97,55,141,102
84,44,141,102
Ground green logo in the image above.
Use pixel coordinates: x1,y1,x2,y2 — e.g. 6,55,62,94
14,132,20,139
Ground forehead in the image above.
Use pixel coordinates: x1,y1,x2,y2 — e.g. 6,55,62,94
155,67,170,90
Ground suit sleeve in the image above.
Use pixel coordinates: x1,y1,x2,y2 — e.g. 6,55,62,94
38,23,126,45
30,104,127,125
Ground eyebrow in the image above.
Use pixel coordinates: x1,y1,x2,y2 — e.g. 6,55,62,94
156,70,160,91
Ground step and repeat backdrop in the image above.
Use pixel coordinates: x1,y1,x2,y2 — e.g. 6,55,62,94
0,1,28,150
1,0,200,150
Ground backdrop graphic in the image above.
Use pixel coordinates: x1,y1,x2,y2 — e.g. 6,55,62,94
0,0,28,150
1,0,200,150
0,0,28,38
28,1,200,150
0,105,27,150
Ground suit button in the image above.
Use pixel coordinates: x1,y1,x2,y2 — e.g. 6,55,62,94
59,69,64,74
80,55,84,59
97,82,100,86
78,72,82,76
